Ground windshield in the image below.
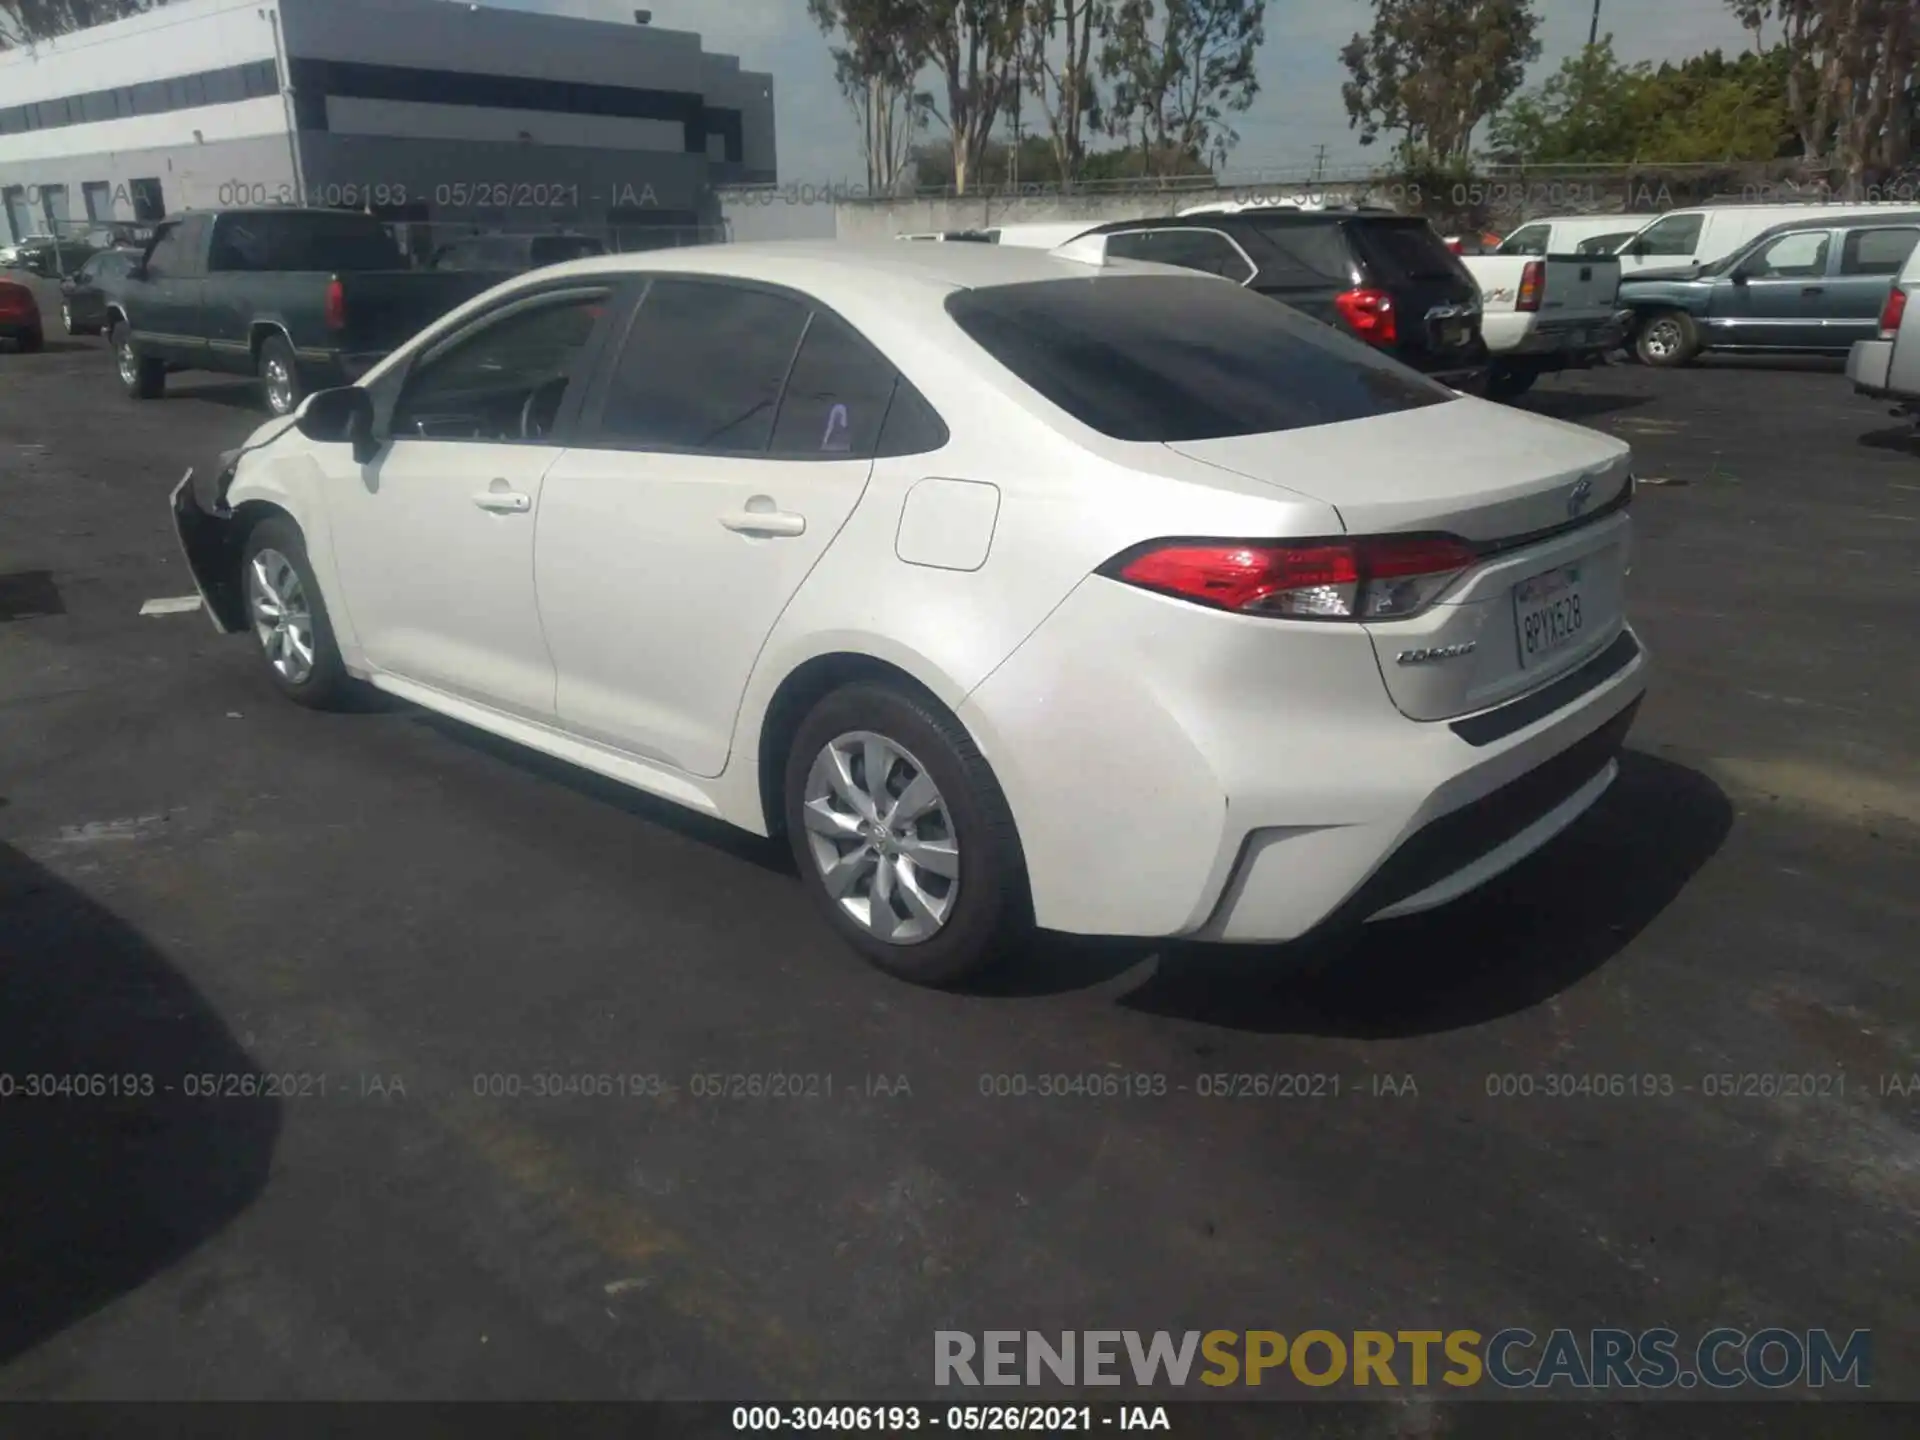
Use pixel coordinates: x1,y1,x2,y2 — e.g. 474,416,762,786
945,274,1453,443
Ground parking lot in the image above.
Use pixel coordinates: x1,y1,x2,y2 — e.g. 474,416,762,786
3,278,1919,1406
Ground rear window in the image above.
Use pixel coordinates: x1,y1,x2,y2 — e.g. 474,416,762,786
1348,219,1466,283
1227,219,1356,288
210,212,407,272
944,275,1454,443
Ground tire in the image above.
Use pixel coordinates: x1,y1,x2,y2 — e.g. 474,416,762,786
783,681,1032,988
258,334,305,417
1634,310,1698,368
17,326,43,353
111,320,164,398
238,517,359,710
1484,363,1538,400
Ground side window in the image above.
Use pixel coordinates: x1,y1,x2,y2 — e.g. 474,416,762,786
1635,213,1704,256
1747,230,1830,278
595,279,810,452
1107,228,1252,282
1840,227,1919,277
142,223,185,279
767,309,900,459
390,288,609,442
1499,224,1550,257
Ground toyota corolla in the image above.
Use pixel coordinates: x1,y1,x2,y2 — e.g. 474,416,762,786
171,240,1647,986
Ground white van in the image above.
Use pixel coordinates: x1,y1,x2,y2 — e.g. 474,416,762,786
1497,215,1661,257
1616,202,1920,275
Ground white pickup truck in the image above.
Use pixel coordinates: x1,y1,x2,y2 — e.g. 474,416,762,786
1457,252,1629,398
1845,237,1920,425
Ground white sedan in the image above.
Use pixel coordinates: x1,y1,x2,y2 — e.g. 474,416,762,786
172,240,1648,986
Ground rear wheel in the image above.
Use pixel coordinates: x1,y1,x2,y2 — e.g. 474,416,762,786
239,517,358,710
783,681,1032,987
1634,310,1698,368
112,320,164,398
1484,363,1538,400
258,334,305,417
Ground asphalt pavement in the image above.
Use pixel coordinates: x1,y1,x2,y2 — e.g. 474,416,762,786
2,300,1918,1407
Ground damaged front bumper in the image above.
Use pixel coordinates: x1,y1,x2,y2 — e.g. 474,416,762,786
170,466,245,634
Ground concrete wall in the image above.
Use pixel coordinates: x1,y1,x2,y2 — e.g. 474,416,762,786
2,136,297,234
719,187,840,242
833,190,1233,240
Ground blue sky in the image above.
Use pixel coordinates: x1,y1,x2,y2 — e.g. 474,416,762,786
491,0,1757,182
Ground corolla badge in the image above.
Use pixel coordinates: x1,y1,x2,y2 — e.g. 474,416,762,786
1567,476,1595,516
1396,642,1477,665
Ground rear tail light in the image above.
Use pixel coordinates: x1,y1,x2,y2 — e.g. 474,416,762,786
1517,260,1545,313
1103,535,1478,621
1879,285,1907,339
1446,238,1464,254
324,276,346,331
1334,287,1396,346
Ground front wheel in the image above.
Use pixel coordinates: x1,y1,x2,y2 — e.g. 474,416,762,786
111,321,164,398
239,517,359,710
1634,310,1699,368
783,681,1032,987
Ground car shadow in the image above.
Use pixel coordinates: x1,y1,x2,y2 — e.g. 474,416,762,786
166,380,269,413
1515,388,1657,422
985,751,1731,1032
407,712,796,878
1859,422,1920,456
0,828,280,1365
8,337,96,355
1697,353,1846,374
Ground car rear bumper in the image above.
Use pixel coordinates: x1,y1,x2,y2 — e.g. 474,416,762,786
959,576,1650,945
1847,338,1895,396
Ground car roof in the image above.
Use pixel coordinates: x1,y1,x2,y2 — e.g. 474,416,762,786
1070,209,1409,236
531,239,1171,292
1744,209,1920,242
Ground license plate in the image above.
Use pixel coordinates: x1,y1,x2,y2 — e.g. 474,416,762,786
1513,564,1585,669
1438,319,1469,348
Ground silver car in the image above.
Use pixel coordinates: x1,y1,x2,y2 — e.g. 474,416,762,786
1847,236,1920,421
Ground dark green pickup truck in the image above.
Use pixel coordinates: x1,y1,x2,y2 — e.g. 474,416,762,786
109,208,501,415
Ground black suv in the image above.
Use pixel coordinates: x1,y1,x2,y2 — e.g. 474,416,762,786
1073,209,1489,389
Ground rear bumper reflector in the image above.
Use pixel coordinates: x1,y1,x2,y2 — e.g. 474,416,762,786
1450,630,1641,747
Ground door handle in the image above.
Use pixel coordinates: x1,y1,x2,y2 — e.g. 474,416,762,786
720,508,806,537
1802,286,1825,295
473,489,532,513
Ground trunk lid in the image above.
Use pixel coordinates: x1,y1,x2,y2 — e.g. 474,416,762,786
1538,255,1621,318
1164,400,1636,720
1343,218,1484,371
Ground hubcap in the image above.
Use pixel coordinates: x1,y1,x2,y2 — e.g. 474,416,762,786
801,731,959,944
264,357,294,414
1646,321,1679,358
118,342,137,385
245,547,316,684
62,304,71,331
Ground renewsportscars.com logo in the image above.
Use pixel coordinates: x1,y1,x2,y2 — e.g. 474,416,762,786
934,1329,1872,1391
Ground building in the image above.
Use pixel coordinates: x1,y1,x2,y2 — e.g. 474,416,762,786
0,0,776,251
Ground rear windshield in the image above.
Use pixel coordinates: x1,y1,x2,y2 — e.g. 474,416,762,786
1347,219,1467,283
1229,219,1357,289
210,212,408,272
944,275,1454,443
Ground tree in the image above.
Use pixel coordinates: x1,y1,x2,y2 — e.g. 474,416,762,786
0,0,165,48
1724,0,1916,186
1341,0,1543,161
1100,0,1267,177
1488,38,1797,164
1020,0,1112,186
917,0,1029,194
808,0,936,195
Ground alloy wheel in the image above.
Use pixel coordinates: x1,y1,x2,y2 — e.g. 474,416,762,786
246,547,316,684
118,341,138,386
1644,319,1681,361
801,731,959,943
263,354,295,415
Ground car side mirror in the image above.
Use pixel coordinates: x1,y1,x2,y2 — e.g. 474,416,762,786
297,386,377,462
1627,239,1650,257
1729,267,1751,284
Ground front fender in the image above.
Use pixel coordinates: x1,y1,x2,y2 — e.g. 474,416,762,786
170,469,246,633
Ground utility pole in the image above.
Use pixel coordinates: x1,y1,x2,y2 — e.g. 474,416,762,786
1312,144,1328,182
1588,0,1601,47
